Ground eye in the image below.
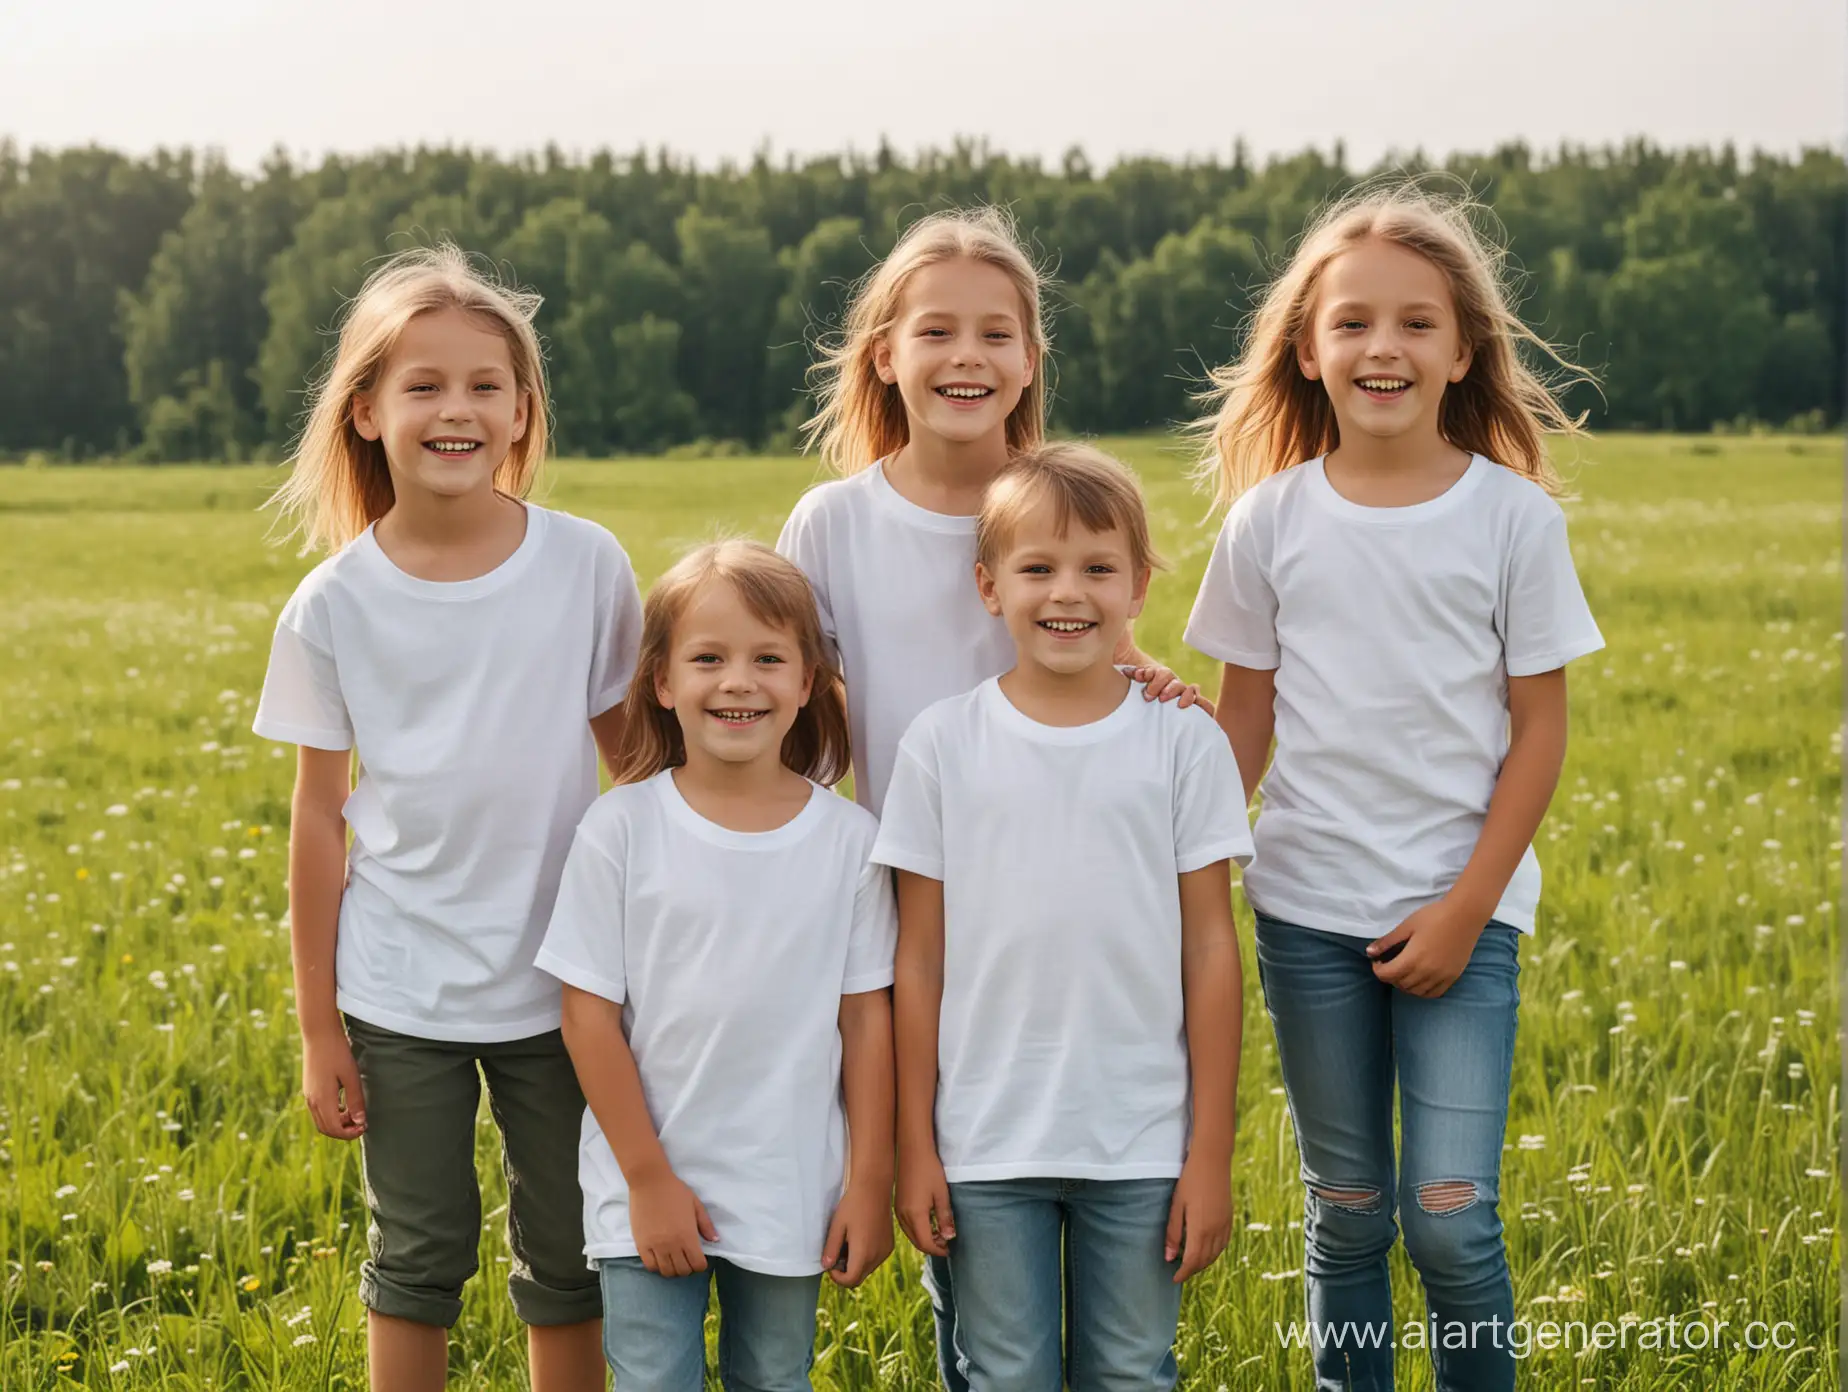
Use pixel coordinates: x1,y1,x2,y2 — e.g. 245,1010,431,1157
1086,564,1116,575
1336,319,1365,332
407,383,436,393
986,330,1013,341
691,653,721,664
755,654,785,665
1020,563,1052,575
474,382,501,392
921,327,949,338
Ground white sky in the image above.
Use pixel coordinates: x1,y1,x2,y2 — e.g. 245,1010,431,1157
3,1,1842,170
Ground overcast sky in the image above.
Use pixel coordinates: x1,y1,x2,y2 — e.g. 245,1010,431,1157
4,1,1842,170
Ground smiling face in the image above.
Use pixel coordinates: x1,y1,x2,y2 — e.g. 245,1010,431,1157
1297,237,1472,446
655,578,814,773
873,256,1033,450
352,307,530,502
977,492,1148,681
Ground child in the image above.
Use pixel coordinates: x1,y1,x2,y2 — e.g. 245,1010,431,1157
1185,185,1605,1392
874,444,1252,1390
536,540,897,1391
254,245,637,1392
775,209,1198,1387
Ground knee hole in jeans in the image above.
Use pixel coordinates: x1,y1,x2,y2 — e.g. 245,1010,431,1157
1415,1180,1479,1216
1307,1182,1384,1215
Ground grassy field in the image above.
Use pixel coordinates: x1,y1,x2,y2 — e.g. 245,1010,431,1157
0,434,1838,1389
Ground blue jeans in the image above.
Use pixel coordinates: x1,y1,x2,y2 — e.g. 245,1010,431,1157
945,1177,1182,1391
922,1253,968,1392
597,1256,820,1391
1255,913,1521,1392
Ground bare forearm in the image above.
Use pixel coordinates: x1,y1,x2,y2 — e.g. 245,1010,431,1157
1452,679,1569,919
1213,665,1275,805
838,991,896,1188
893,963,942,1152
560,990,673,1185
1180,867,1241,1163
288,804,347,1039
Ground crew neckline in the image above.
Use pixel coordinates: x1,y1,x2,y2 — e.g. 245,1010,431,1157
1305,454,1486,525
866,459,981,535
979,676,1142,745
654,769,826,850
356,502,545,600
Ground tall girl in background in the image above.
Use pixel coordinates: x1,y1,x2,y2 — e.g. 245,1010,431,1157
539,541,896,1390
255,246,639,1392
1185,187,1604,1392
775,206,1199,1388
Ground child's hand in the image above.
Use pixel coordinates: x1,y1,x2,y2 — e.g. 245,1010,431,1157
1166,1155,1233,1281
895,1145,955,1258
822,1178,896,1287
1366,898,1485,998
301,1026,366,1140
628,1170,718,1277
1130,664,1214,716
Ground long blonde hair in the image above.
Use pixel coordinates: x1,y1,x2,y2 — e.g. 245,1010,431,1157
269,243,550,552
1193,181,1593,510
611,541,852,787
802,207,1050,475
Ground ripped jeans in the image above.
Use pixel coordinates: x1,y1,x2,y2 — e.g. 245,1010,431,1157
1254,913,1521,1392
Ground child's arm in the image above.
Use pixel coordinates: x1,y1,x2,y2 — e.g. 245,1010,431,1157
824,989,896,1287
589,706,626,782
1169,860,1241,1282
290,746,365,1141
559,984,717,1276
893,870,954,1257
1368,669,1570,996
1213,663,1276,805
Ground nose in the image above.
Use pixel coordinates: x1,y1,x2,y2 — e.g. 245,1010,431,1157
950,332,985,369
438,388,475,421
1048,569,1083,604
719,665,757,693
1364,325,1401,361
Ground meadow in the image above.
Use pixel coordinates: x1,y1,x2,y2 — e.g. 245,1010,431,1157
0,434,1838,1389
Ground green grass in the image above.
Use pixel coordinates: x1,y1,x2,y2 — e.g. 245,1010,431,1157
0,434,1838,1388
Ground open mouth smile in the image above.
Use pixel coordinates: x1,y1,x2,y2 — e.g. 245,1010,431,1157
707,709,769,726
1038,619,1097,635
424,439,483,456
1354,377,1411,400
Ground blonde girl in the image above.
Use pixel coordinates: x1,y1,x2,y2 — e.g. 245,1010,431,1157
538,541,896,1390
1185,184,1605,1392
254,244,641,1392
775,205,1199,1390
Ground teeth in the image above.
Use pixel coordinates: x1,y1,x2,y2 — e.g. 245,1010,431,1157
426,441,478,452
937,386,991,398
710,710,765,722
1041,620,1094,632
1357,378,1409,391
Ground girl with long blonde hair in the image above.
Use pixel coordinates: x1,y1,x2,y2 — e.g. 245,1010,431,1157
1185,184,1605,1391
254,243,641,1392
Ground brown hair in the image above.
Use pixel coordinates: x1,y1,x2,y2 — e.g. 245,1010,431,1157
610,540,851,786
977,442,1167,575
268,243,550,552
1192,179,1593,510
802,206,1050,475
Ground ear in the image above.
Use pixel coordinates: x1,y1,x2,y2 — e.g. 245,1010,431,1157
351,393,382,442
511,389,531,442
975,561,1004,618
1449,338,1474,384
797,657,816,708
1128,565,1151,621
654,671,676,711
1296,334,1322,383
873,335,898,386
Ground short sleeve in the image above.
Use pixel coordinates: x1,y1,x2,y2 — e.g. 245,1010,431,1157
535,819,628,1003
589,534,644,716
1499,506,1605,677
775,493,840,654
841,855,898,994
1172,717,1255,873
869,733,944,881
252,607,353,751
1183,493,1279,671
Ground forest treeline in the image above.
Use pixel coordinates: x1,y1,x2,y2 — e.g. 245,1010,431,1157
1,137,1841,461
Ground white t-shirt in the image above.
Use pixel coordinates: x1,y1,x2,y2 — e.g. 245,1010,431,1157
1184,455,1604,940
253,504,643,1042
776,461,1017,815
536,772,897,1276
872,680,1252,1183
